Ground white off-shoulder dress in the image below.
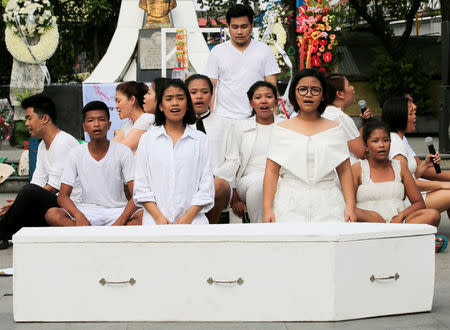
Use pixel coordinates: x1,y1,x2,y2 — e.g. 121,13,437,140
356,159,405,222
267,124,350,223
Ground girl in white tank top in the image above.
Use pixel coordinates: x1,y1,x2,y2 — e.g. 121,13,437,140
352,119,441,228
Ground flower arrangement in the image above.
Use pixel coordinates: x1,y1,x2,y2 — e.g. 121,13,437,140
3,0,58,64
259,1,293,67
296,0,341,73
0,99,14,142
3,0,55,38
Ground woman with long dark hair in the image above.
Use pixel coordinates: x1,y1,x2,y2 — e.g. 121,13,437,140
133,79,214,225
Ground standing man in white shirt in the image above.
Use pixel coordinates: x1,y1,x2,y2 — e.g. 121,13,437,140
45,101,141,226
204,4,280,120
186,74,239,224
0,95,81,248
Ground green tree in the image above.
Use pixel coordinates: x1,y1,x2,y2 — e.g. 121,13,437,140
347,0,426,61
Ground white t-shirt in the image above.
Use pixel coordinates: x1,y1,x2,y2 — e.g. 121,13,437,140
31,130,81,200
389,132,417,177
204,39,280,119
322,105,360,164
61,142,134,208
243,123,273,176
121,113,155,136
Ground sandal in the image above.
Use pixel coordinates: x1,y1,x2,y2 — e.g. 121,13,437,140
436,235,448,253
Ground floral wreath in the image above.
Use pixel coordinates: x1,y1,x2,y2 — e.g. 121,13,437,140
3,0,59,64
5,25,58,64
259,1,292,67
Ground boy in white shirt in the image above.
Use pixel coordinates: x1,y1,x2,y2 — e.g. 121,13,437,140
186,74,239,223
0,94,81,248
45,101,142,226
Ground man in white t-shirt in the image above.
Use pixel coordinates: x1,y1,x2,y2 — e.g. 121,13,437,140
0,95,81,249
45,101,142,226
204,4,280,120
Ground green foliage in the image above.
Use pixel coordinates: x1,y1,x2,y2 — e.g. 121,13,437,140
371,51,433,115
0,0,120,84
196,0,261,26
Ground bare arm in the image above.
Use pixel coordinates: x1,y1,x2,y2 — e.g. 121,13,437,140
348,136,367,160
43,184,58,194
263,158,281,223
112,128,146,152
210,78,217,112
264,75,278,95
336,159,356,222
175,205,203,224
142,202,171,225
392,161,425,223
57,183,90,226
111,180,139,226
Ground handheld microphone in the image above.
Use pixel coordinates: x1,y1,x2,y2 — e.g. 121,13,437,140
425,137,441,174
357,100,367,115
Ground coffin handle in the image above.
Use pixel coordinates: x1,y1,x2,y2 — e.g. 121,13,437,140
99,278,136,286
207,277,244,286
369,273,399,282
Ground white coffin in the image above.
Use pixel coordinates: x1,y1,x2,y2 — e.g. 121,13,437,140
13,223,436,322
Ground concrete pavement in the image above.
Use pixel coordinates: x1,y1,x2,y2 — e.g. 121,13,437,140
0,138,450,328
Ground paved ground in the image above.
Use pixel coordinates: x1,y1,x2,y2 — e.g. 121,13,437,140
0,138,449,329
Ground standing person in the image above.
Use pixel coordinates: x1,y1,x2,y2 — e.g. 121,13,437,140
352,119,445,252
263,69,356,223
134,79,215,225
233,81,283,223
186,74,239,224
204,4,280,120
113,81,153,152
45,101,141,226
323,73,372,164
0,95,81,248
383,97,450,217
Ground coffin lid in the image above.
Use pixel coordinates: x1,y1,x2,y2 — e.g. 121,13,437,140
12,223,436,243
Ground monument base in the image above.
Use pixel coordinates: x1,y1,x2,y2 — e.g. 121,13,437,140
137,29,177,82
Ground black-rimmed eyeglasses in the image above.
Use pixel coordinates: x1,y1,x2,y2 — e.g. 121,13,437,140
296,86,322,96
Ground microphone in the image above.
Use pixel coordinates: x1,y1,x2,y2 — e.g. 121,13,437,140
35,121,51,133
425,137,441,174
357,100,367,115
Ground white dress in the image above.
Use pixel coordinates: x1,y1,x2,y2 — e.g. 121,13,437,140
356,159,405,222
267,125,350,223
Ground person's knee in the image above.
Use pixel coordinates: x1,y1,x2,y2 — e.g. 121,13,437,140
428,209,441,226
45,207,61,225
214,178,230,200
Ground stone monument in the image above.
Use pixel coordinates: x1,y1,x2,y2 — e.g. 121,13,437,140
137,0,178,81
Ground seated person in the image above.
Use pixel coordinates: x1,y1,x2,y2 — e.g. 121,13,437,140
185,74,239,224
0,94,81,248
134,79,214,225
45,101,142,226
113,81,153,152
352,119,445,252
233,81,283,223
382,97,450,218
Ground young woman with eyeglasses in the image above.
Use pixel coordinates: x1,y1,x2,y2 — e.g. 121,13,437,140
263,69,356,223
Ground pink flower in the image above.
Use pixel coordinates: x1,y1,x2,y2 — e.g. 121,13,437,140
323,52,332,63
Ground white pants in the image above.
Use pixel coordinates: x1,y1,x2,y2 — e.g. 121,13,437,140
236,171,264,223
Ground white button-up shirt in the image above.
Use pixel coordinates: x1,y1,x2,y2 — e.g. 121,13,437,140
134,125,215,225
191,112,239,184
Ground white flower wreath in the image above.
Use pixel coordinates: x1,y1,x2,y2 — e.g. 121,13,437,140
268,22,287,57
5,25,58,64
